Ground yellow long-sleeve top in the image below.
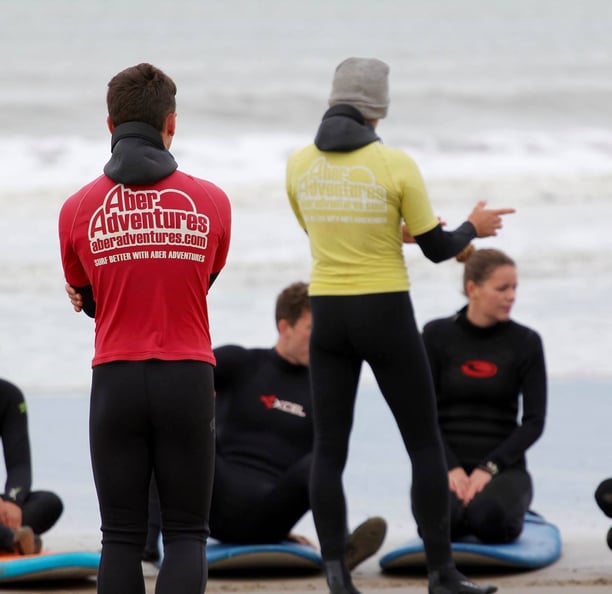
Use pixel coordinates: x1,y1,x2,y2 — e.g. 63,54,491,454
286,142,439,296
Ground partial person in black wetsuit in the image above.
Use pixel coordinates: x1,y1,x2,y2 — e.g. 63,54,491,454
210,281,315,544
422,247,546,544
594,479,612,549
0,379,63,555
142,282,386,569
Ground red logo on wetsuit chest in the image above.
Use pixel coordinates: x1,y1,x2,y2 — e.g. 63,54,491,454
260,395,277,409
461,360,498,378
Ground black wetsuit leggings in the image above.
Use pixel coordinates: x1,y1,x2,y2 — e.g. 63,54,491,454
449,468,533,543
309,292,452,571
90,360,215,594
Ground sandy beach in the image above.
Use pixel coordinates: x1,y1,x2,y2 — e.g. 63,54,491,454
1,535,610,593
172,537,612,593
202,537,612,593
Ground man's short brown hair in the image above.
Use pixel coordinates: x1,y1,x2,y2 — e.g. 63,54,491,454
107,63,176,130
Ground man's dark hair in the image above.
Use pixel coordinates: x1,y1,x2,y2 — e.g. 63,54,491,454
275,282,310,327
107,63,176,130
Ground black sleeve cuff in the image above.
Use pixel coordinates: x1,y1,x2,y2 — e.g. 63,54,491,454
414,221,477,263
72,285,96,318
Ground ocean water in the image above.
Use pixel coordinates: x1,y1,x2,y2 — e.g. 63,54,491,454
1,0,611,547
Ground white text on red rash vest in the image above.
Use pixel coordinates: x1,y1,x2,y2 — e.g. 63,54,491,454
88,184,210,254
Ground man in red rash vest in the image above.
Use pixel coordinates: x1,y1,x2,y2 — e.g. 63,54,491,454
59,63,231,594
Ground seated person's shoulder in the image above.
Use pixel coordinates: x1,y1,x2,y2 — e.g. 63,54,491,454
507,320,544,352
215,344,248,356
214,345,273,368
423,315,456,336
0,380,25,405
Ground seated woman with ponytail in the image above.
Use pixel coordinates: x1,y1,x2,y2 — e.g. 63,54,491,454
422,247,547,543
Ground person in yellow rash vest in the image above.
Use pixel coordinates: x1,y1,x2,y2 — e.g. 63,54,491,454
286,56,514,594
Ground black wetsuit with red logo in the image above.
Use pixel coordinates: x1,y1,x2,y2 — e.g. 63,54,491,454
422,306,546,543
209,345,313,543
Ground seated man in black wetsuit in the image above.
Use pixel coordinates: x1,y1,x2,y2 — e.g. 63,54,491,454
0,379,63,554
142,281,386,568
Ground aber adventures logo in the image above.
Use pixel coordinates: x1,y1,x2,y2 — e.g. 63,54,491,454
260,395,306,418
89,184,210,254
461,360,498,378
296,157,388,225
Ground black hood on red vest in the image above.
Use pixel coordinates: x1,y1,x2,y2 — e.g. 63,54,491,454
103,121,178,185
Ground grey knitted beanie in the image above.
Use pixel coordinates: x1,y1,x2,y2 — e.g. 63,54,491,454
328,57,390,120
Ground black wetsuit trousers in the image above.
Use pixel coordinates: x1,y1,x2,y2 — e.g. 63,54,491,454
450,468,533,543
309,292,452,571
209,453,311,543
0,491,63,550
18,491,63,534
90,360,215,594
146,453,311,547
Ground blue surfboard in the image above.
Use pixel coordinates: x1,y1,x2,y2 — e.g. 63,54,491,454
0,550,100,583
206,540,323,572
380,512,561,572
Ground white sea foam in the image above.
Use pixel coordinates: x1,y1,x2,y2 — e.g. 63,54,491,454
4,127,612,193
